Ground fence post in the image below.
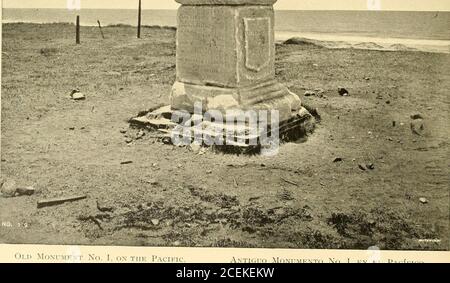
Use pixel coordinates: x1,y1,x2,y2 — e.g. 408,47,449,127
97,20,105,39
76,15,80,44
137,0,142,38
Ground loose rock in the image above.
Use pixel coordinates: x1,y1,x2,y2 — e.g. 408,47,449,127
70,91,86,101
410,120,425,136
1,179,17,198
411,113,424,120
419,198,428,204
146,179,159,185
304,90,316,97
96,200,114,212
151,219,160,226
338,87,349,96
15,186,36,196
162,137,172,145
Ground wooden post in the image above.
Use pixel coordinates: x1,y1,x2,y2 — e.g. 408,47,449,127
137,0,142,38
97,20,105,39
76,15,80,44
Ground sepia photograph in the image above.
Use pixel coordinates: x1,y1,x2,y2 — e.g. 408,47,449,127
0,0,449,257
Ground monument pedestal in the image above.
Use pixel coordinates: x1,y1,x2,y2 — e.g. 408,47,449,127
170,0,302,122
131,0,316,153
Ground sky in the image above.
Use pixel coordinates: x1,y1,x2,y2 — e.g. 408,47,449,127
2,0,450,11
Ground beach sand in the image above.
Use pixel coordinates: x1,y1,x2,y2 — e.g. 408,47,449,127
1,23,449,250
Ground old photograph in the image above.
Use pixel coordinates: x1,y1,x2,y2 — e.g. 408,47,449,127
1,0,449,253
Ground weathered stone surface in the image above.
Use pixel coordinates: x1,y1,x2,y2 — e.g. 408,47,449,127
177,6,239,87
170,0,305,119
176,5,274,88
136,105,314,151
171,81,237,112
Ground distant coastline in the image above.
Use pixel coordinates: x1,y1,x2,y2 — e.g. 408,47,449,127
3,9,450,54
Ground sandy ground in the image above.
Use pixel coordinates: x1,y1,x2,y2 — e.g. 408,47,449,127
1,23,449,250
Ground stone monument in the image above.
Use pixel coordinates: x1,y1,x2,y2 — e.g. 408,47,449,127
131,0,315,152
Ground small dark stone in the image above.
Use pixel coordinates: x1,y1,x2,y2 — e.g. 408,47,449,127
338,87,349,96
410,113,424,120
304,90,316,97
162,137,172,144
96,200,114,212
15,186,36,196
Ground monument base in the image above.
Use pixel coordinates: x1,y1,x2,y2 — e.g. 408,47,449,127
170,80,303,122
129,103,316,155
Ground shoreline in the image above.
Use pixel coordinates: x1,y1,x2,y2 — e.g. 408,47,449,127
277,32,450,54
3,21,449,54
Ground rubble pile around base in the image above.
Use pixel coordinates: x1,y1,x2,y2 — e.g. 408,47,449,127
129,105,317,154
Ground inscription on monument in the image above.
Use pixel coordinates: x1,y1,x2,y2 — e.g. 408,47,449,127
177,6,238,87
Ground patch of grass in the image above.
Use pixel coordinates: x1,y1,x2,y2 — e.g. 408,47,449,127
327,208,440,250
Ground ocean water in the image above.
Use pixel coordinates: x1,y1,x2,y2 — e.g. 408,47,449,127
3,9,450,53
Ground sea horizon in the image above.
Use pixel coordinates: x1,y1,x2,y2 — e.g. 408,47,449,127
3,8,449,53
